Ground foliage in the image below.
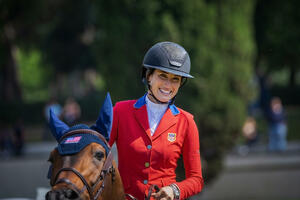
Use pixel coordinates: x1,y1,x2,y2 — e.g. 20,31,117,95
93,0,255,183
41,0,96,74
0,0,54,101
0,0,263,185
93,1,157,101
17,48,52,102
255,0,300,87
177,0,255,183
285,106,300,141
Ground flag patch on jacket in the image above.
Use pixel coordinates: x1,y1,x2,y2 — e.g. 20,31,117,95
167,133,176,142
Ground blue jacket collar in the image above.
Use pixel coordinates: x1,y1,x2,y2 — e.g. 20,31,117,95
134,93,180,115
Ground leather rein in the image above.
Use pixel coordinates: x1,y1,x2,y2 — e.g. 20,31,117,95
50,129,115,200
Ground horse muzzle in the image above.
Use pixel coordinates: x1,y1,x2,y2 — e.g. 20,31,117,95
45,188,81,200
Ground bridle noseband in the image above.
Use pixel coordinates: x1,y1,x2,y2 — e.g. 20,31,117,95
50,129,115,200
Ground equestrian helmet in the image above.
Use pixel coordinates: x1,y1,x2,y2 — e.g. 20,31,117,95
142,41,193,79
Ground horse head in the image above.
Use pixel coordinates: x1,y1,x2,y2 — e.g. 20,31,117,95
45,93,124,200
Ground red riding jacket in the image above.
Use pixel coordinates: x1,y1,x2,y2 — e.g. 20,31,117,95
109,95,204,199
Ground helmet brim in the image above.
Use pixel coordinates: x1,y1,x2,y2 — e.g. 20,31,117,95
143,64,194,78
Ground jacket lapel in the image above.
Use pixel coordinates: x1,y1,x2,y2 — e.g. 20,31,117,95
152,108,178,141
133,105,152,140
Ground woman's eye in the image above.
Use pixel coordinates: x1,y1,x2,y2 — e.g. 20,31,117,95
94,151,104,161
172,78,180,82
159,74,168,79
171,77,181,83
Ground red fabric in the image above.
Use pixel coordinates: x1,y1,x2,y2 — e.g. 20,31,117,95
109,99,204,200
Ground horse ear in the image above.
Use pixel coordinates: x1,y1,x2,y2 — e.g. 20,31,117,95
49,108,69,141
94,92,113,141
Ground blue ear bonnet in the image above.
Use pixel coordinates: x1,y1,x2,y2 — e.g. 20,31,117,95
47,93,113,180
56,124,110,156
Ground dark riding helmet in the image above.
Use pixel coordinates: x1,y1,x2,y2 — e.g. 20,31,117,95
142,41,194,81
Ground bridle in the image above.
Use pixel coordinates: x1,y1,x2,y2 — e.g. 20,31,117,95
50,129,115,200
50,129,160,200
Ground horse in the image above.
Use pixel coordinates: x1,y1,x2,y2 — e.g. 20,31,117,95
45,93,126,200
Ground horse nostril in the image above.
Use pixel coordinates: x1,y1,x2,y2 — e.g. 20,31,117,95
45,189,79,200
45,191,50,200
45,191,56,200
65,188,79,199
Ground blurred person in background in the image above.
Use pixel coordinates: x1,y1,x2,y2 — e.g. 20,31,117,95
12,117,25,156
242,117,258,147
238,117,259,156
62,97,81,125
267,97,287,152
108,41,204,200
0,122,13,157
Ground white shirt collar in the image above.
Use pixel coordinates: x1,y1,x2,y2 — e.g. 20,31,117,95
145,95,168,136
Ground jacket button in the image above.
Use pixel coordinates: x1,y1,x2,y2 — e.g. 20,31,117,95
147,145,152,150
143,180,148,184
145,162,150,167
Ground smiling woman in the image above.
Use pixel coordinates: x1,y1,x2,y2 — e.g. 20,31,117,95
147,70,182,103
109,41,204,200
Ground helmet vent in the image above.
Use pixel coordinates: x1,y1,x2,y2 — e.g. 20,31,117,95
161,43,187,67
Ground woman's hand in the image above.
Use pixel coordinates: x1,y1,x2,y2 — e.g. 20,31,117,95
151,186,174,200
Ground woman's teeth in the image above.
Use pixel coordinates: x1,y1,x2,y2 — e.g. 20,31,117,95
159,89,171,95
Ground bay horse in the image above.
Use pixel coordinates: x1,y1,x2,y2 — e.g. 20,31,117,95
45,93,126,200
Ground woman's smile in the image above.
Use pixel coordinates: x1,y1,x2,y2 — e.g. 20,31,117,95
159,88,172,95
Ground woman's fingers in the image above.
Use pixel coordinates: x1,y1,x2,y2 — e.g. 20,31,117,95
151,186,173,200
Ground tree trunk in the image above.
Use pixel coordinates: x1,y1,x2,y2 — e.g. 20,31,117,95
1,25,22,102
289,65,296,88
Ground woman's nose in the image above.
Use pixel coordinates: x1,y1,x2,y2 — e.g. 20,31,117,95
163,78,172,87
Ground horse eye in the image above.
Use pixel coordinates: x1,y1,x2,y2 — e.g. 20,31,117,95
94,151,104,161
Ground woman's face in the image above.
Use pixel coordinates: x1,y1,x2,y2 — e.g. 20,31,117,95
147,69,182,103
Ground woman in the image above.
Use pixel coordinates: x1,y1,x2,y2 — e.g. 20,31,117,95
109,41,204,200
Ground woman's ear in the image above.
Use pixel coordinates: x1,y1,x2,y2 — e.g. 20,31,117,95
147,75,152,85
146,69,155,85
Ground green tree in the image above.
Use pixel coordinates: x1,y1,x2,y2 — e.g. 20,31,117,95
0,0,45,101
94,0,255,183
174,0,256,183
0,0,256,185
40,0,97,99
93,1,160,101
255,0,300,87
42,0,95,74
0,0,96,102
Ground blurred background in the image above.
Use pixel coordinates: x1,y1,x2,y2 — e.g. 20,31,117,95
0,0,300,199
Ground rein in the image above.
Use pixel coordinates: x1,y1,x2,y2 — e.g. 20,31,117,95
51,129,114,200
145,184,160,200
125,184,160,200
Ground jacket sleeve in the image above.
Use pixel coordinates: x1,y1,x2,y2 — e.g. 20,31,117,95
109,103,119,146
175,116,204,199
